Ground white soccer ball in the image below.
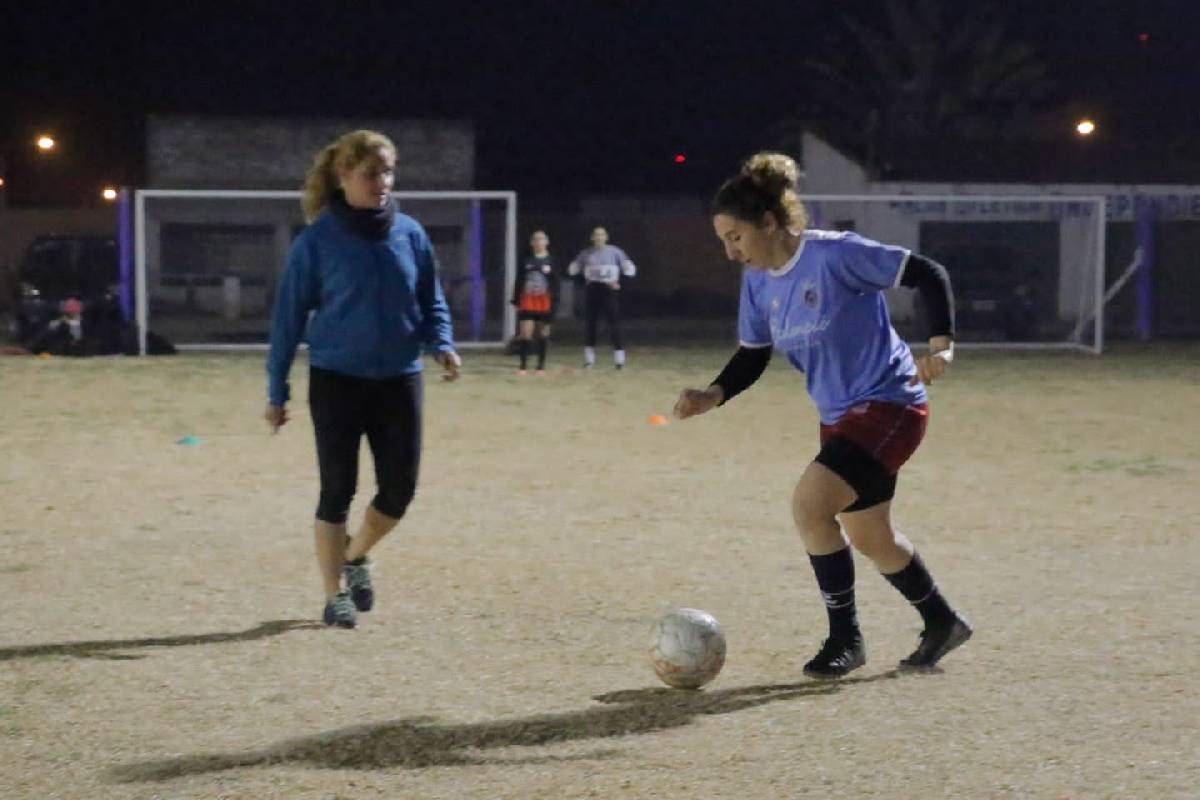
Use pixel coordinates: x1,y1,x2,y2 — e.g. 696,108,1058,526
649,607,726,689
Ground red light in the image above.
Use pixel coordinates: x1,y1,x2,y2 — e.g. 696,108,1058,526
674,154,686,164
1138,32,1150,43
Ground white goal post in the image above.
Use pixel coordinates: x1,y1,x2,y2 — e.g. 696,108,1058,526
799,194,1107,353
134,189,517,354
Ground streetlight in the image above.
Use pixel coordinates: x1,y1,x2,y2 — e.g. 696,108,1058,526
1075,119,1097,137
102,187,118,202
1,134,62,208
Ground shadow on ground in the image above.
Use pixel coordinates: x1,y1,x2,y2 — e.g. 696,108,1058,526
111,671,901,780
0,620,323,662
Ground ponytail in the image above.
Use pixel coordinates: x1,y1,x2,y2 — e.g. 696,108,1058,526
302,144,341,223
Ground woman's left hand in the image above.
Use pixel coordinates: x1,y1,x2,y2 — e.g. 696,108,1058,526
911,336,953,385
437,349,462,381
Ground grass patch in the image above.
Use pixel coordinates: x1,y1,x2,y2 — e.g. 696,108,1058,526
1066,456,1186,477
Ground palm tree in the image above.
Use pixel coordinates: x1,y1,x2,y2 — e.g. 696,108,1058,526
801,0,1054,170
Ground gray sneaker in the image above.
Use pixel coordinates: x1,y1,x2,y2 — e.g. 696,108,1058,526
322,592,357,629
343,557,374,612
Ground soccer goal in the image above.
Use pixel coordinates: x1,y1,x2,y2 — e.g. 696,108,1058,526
132,189,517,354
800,194,1108,353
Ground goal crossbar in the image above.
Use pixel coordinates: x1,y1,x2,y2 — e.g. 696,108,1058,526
134,189,517,355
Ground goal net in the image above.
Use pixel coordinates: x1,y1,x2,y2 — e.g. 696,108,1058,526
800,194,1107,352
133,190,517,353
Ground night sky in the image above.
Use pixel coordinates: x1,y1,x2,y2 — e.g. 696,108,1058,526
4,0,1199,206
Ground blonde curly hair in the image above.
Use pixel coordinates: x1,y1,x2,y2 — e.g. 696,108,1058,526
301,130,396,222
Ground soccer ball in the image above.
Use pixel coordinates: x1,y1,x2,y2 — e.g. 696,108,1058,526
649,607,726,689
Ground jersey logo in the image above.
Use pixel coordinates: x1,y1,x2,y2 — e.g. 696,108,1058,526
771,297,781,310
800,280,819,308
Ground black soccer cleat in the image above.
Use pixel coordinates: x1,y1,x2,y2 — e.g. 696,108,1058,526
803,635,866,679
343,557,374,612
322,592,357,629
899,613,973,670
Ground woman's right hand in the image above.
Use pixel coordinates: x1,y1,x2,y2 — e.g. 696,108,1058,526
265,403,288,433
673,385,724,420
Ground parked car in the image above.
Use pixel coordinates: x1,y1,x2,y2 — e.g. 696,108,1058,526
922,242,1041,341
14,235,127,354
17,235,117,327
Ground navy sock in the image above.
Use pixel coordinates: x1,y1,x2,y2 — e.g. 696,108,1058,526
808,548,860,642
883,552,955,628
518,339,529,369
536,337,548,369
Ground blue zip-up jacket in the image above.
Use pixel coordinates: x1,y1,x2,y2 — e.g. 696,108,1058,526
266,209,454,406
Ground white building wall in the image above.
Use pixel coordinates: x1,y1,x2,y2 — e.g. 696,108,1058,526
801,133,871,194
800,133,1200,324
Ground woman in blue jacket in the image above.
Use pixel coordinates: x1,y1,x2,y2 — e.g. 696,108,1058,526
266,130,460,629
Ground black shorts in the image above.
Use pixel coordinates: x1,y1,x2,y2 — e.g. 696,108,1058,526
814,437,898,513
308,366,423,523
517,311,552,323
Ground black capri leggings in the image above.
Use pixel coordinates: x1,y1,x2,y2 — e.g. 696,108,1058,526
585,282,623,349
308,366,423,524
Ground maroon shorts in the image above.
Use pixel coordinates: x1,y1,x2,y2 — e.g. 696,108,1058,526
816,402,929,511
819,402,929,475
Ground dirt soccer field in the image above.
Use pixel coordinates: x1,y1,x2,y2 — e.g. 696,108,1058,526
1,345,1197,799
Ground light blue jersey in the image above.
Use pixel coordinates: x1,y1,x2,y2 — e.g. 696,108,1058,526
737,230,926,424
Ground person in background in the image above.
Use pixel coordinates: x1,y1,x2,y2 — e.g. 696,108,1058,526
511,229,559,375
567,226,636,369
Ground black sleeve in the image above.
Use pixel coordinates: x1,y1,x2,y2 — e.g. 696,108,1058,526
548,264,561,315
711,346,772,405
511,263,522,306
900,253,955,338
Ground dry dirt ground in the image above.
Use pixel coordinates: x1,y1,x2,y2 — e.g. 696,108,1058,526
1,344,1198,799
